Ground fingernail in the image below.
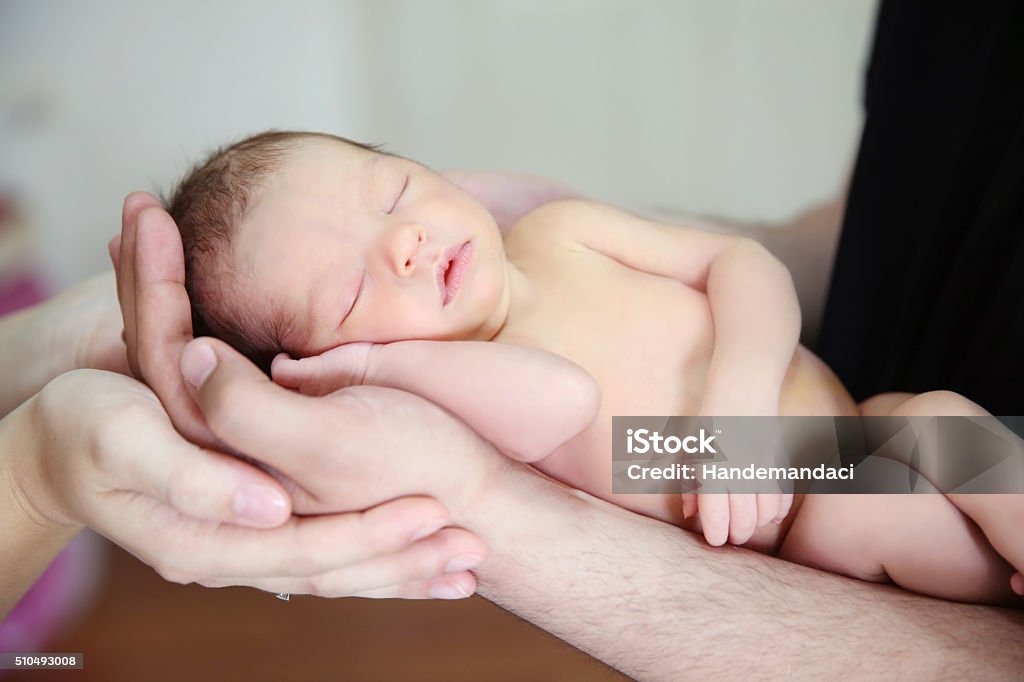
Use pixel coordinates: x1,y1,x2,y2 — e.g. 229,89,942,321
234,483,288,526
181,342,218,389
430,581,470,600
772,516,785,525
409,517,446,542
444,553,483,573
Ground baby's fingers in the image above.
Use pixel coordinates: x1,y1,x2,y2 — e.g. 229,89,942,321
680,493,698,520
774,492,794,524
272,343,373,395
1011,573,1023,596
698,494,730,547
756,493,780,528
728,494,758,545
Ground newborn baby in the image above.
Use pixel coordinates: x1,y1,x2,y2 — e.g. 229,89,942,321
169,130,1022,605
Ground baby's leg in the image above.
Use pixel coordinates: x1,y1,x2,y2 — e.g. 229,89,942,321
780,391,1023,605
879,390,1024,596
780,486,1017,605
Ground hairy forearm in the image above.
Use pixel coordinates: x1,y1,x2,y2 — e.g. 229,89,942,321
469,465,1024,680
701,241,801,415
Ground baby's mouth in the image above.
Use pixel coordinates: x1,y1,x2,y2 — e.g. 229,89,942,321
436,241,474,306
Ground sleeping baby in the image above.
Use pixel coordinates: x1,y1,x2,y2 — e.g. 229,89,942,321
168,130,1023,606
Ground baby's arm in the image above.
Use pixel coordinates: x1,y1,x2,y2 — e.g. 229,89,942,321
541,199,800,544
273,341,600,463
546,199,801,417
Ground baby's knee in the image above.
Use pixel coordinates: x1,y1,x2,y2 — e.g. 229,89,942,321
780,494,887,582
893,390,990,418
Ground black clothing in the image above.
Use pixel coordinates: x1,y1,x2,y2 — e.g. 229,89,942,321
818,0,1024,414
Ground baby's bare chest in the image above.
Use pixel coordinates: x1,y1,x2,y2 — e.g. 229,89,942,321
497,247,716,419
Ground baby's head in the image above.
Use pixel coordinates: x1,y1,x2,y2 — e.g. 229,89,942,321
167,131,508,370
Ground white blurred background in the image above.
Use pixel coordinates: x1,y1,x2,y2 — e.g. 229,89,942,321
0,0,876,293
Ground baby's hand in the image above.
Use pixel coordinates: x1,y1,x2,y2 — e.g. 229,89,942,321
684,491,793,546
271,342,377,396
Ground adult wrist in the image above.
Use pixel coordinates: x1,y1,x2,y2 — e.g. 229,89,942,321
50,272,127,375
0,404,81,616
0,401,82,546
12,384,89,532
457,461,589,592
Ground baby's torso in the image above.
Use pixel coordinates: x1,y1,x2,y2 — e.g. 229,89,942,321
494,210,859,551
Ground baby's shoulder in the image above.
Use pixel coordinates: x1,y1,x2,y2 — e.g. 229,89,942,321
503,198,612,256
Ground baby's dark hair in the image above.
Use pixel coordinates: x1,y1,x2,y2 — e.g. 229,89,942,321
165,130,379,372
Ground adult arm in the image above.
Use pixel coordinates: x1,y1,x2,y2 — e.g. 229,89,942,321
467,468,1024,681
182,336,1024,681
0,270,128,417
0,367,483,618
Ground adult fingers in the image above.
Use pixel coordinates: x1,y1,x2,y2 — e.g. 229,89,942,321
728,494,758,545
101,411,291,529
118,192,161,376
143,497,459,581
351,571,478,600
198,527,485,596
181,338,354,473
133,206,217,446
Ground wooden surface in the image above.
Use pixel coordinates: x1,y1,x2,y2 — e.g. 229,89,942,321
15,541,629,682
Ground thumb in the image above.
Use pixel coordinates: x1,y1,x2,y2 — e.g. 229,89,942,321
180,337,330,474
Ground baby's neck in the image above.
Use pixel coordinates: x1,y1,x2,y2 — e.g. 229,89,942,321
473,259,524,342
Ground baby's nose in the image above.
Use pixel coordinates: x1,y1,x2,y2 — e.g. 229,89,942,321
386,223,428,278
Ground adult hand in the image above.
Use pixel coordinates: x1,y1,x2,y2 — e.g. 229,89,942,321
181,336,507,525
3,368,480,601
112,192,488,598
112,192,217,447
